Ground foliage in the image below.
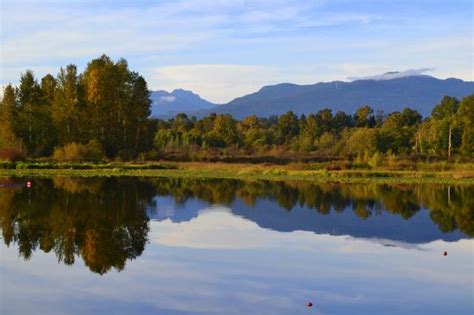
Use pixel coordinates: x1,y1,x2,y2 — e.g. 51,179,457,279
458,95,474,156
149,96,472,162
0,55,152,160
52,140,104,162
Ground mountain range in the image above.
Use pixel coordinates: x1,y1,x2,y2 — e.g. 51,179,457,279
150,74,474,119
149,88,215,117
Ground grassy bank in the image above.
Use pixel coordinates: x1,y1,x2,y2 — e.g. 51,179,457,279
1,161,474,184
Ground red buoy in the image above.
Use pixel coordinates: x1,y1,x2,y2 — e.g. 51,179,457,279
443,251,448,256
307,302,313,307
26,181,32,188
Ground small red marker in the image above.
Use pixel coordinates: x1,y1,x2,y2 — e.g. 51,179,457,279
443,251,448,256
26,181,32,188
307,302,313,308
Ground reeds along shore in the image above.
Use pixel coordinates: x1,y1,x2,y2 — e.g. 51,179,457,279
1,161,473,185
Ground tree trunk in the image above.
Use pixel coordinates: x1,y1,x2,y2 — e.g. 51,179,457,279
447,186,451,205
135,127,140,152
67,119,70,139
448,125,452,159
418,130,423,154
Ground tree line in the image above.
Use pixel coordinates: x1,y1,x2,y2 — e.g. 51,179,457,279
1,55,473,162
0,55,152,160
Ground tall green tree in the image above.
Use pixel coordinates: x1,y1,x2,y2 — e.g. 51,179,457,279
17,70,55,156
298,114,319,152
207,114,239,148
0,85,19,148
430,96,460,158
239,115,269,150
52,65,81,144
458,95,474,156
379,108,422,154
276,111,299,144
40,74,57,106
122,73,151,156
314,108,333,133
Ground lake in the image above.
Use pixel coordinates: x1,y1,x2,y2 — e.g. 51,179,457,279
0,177,473,315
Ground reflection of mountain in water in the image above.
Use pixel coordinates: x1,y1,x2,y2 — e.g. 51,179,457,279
231,199,465,243
147,196,466,245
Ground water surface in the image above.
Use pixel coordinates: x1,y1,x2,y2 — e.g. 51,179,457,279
1,177,473,314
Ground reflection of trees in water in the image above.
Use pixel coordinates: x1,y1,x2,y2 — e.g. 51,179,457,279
420,186,474,236
149,178,474,236
0,177,472,274
0,177,155,274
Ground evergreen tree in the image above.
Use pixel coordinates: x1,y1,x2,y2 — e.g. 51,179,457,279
17,70,55,156
0,85,19,147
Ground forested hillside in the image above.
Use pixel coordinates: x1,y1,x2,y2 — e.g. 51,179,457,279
198,76,474,118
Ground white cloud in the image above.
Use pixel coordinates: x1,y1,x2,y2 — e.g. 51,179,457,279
151,64,276,103
159,96,176,102
348,68,435,81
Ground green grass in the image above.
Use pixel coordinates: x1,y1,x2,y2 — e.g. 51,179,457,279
1,161,474,184
0,161,175,170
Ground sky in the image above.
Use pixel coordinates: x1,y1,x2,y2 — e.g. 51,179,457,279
1,0,472,103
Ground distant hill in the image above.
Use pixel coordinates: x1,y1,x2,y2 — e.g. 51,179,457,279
195,75,474,118
150,89,215,117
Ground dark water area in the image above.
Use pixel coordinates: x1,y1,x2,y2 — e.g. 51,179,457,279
0,177,473,315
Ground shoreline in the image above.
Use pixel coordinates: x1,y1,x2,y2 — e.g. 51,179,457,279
1,162,474,184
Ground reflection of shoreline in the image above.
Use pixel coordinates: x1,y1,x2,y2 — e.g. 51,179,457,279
147,178,474,240
1,177,473,274
0,178,27,189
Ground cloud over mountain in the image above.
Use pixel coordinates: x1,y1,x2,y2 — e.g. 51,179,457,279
348,68,435,81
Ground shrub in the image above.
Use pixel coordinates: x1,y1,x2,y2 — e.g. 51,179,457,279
368,152,383,168
53,140,104,162
325,161,351,171
0,148,25,161
0,161,16,169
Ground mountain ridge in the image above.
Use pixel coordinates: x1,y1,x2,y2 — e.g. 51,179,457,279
150,88,215,117
151,75,474,119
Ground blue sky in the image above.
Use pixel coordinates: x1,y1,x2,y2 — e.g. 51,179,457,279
1,0,472,103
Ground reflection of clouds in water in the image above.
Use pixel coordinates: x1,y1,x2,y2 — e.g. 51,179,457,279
150,206,473,287
2,208,473,315
150,205,472,252
149,206,314,249
344,237,427,251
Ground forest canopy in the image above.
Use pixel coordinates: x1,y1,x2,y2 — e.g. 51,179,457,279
1,55,473,162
